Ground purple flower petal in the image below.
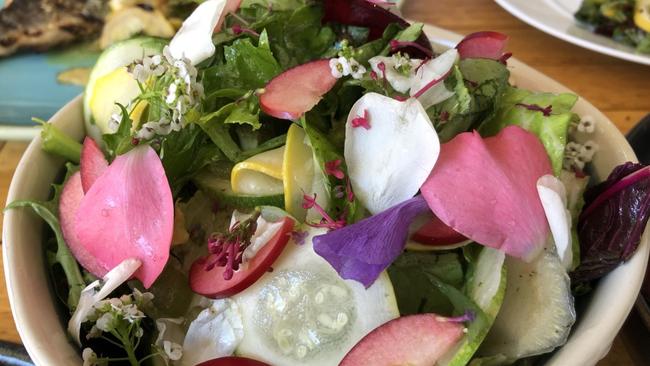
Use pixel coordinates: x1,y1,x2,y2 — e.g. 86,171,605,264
313,196,430,287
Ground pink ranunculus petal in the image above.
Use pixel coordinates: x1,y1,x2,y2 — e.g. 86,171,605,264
421,126,552,261
73,145,174,288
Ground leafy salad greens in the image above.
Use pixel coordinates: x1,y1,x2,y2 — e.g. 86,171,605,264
6,0,650,365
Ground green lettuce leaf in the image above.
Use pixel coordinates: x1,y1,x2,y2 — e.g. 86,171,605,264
4,164,86,311
203,30,282,92
479,86,578,175
434,59,510,142
247,4,335,68
387,251,465,315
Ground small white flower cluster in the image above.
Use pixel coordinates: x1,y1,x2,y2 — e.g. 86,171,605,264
163,340,183,361
391,53,414,75
564,140,599,171
329,56,367,79
85,288,153,340
564,115,598,171
132,55,166,84
82,347,103,366
123,46,204,140
574,115,596,134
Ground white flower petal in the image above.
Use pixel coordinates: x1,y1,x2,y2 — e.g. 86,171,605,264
68,258,142,345
169,0,228,65
537,175,572,270
344,93,440,214
181,299,244,366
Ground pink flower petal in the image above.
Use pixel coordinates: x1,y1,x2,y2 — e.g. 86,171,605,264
73,145,174,288
60,172,108,276
421,126,552,261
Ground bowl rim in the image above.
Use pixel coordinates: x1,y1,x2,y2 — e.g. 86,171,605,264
3,24,649,366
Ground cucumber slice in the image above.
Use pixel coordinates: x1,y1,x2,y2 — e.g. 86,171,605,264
477,246,576,361
439,247,506,366
194,171,284,208
233,229,399,366
83,37,166,140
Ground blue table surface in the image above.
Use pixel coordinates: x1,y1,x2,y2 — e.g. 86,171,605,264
0,0,98,126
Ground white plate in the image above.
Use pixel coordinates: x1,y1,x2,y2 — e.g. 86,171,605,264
495,0,650,66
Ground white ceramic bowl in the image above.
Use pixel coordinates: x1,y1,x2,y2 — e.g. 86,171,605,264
3,25,649,365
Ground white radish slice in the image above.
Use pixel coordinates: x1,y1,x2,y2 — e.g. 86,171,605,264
68,258,142,345
169,0,228,65
409,49,458,109
478,246,575,360
537,175,573,269
368,56,420,93
345,93,440,214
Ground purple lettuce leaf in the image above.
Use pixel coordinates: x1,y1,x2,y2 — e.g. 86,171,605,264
572,162,650,283
313,195,430,288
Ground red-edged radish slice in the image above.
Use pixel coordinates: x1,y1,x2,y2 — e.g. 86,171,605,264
73,145,174,288
259,59,338,120
189,216,294,298
340,314,465,366
412,214,468,246
196,357,270,366
456,31,508,60
80,137,108,194
421,126,552,262
59,172,108,276
170,0,238,65
322,0,433,58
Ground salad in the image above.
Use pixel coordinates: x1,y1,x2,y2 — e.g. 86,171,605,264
7,0,650,365
575,0,650,54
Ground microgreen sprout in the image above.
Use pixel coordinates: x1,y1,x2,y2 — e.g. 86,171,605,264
204,209,261,280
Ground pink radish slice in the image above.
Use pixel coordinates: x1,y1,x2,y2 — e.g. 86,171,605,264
456,31,508,60
80,137,108,194
412,214,467,246
73,145,174,288
340,314,464,366
322,0,433,58
59,172,109,276
421,126,552,261
259,59,338,120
